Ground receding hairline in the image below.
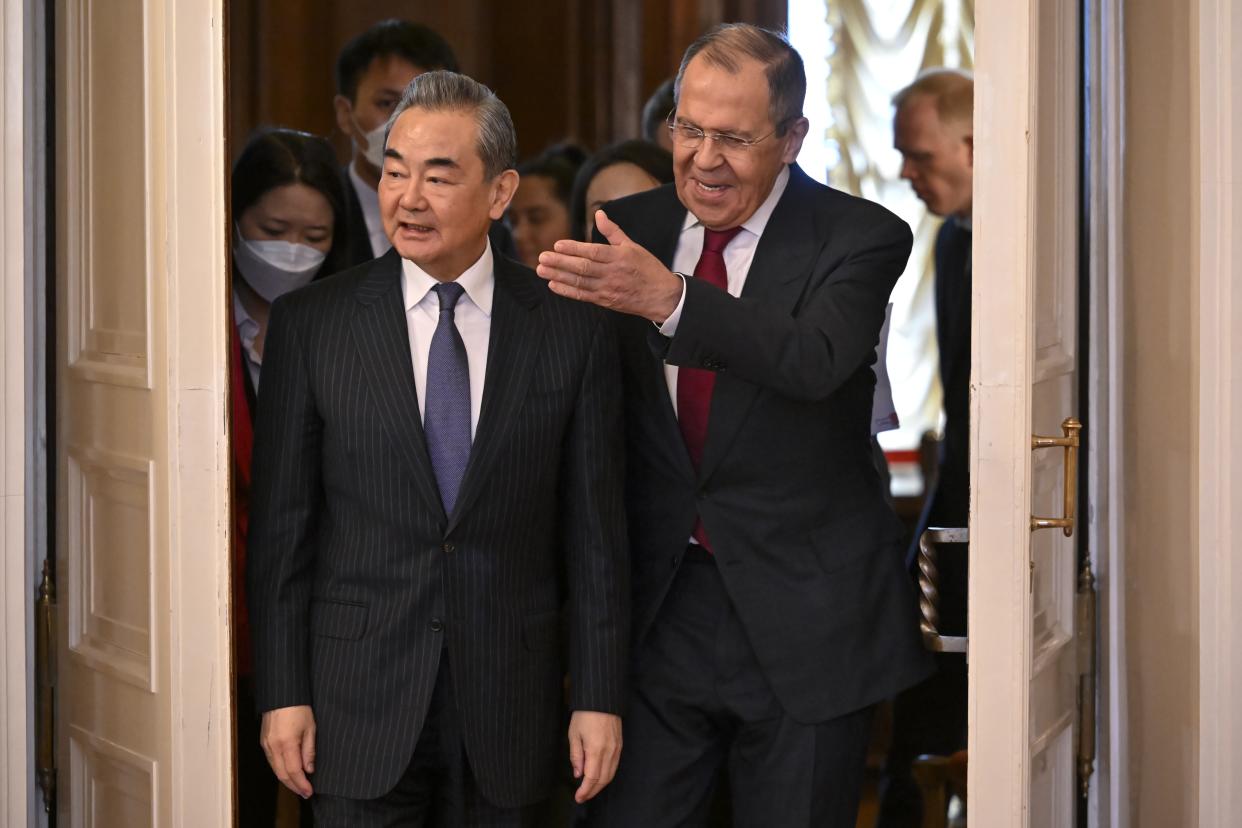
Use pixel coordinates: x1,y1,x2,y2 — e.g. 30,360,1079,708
674,23,806,130
893,68,974,127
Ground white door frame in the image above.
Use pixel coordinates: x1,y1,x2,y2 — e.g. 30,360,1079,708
0,0,33,822
1197,0,1242,822
162,1,233,821
968,0,1038,820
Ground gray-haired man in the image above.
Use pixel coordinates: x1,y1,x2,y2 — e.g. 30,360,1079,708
247,70,628,826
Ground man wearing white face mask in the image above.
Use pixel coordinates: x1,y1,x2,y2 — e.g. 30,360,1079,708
229,127,348,828
332,19,517,269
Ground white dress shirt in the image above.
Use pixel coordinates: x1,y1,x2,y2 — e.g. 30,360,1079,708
658,164,790,414
233,288,263,392
400,242,494,439
349,162,394,259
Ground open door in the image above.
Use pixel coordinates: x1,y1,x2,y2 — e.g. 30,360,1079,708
50,0,232,823
969,0,1093,825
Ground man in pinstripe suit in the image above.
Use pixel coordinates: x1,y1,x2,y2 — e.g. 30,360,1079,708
247,71,628,826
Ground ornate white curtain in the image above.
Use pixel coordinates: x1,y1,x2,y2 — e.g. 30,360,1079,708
790,0,974,454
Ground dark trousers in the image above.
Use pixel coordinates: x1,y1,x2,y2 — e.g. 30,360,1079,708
313,652,545,828
236,676,279,826
587,547,875,828
879,495,968,828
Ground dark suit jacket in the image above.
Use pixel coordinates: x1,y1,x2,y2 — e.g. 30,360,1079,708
929,218,972,528
247,249,629,805
906,217,972,635
340,166,518,268
605,165,933,724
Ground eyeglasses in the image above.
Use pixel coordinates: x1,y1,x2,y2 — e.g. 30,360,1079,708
665,112,788,155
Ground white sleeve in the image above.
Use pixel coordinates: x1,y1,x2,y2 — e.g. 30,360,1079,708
655,273,689,337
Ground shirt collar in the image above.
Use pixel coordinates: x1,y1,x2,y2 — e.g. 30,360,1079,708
401,239,495,317
232,288,260,339
681,164,791,238
348,162,383,223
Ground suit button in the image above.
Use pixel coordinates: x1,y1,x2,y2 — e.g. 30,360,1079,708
442,543,456,554
429,618,444,632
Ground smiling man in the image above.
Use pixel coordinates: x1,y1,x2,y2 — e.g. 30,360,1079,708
248,70,628,827
537,24,933,828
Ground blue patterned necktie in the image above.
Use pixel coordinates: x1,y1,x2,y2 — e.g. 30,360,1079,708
424,282,471,513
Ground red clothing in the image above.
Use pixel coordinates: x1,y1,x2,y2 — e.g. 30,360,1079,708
230,324,256,675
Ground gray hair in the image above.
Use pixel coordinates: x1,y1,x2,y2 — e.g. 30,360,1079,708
675,23,805,134
384,70,517,179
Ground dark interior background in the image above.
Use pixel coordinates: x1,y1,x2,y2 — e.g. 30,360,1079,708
228,0,788,162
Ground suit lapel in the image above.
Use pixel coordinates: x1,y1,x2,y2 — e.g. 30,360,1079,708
445,257,544,534
631,190,697,484
350,250,446,522
699,166,825,483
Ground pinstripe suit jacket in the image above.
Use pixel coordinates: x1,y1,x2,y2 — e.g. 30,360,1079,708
246,248,629,805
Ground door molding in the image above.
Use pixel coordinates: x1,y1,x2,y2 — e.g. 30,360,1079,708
161,0,233,821
1084,0,1128,824
1197,0,1242,822
1,0,34,822
968,0,1036,822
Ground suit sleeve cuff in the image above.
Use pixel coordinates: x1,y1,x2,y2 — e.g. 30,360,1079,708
655,273,688,337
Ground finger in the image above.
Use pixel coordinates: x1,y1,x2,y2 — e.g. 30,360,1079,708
302,724,316,774
575,742,605,803
594,210,632,248
549,238,615,262
267,743,292,791
280,743,313,798
537,250,606,279
598,739,621,789
569,728,585,779
537,266,596,302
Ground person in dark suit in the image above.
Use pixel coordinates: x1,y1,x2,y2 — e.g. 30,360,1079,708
537,23,933,828
877,68,974,828
332,19,514,269
248,70,628,827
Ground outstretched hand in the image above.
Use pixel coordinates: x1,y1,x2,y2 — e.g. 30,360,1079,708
536,209,683,323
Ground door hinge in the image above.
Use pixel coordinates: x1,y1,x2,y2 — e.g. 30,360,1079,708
35,558,57,815
1075,558,1097,798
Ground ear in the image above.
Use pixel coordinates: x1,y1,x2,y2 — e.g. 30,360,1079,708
780,116,811,165
334,95,359,141
489,170,520,220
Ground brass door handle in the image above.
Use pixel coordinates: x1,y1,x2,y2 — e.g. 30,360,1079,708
917,527,968,654
1031,417,1082,535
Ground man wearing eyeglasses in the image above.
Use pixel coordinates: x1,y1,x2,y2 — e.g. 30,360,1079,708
538,22,933,828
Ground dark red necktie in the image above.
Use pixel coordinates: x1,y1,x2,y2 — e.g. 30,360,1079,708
677,225,742,550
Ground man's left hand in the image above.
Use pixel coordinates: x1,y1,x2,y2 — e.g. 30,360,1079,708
567,710,623,804
537,209,683,323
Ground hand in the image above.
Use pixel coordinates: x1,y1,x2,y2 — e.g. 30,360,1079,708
260,705,316,799
567,710,623,803
536,209,684,323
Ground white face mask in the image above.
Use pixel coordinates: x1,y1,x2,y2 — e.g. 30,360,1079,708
233,226,326,303
354,117,387,170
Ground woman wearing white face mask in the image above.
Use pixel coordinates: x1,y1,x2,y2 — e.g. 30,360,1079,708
230,127,346,828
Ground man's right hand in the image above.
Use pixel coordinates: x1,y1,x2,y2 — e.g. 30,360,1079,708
260,705,316,798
